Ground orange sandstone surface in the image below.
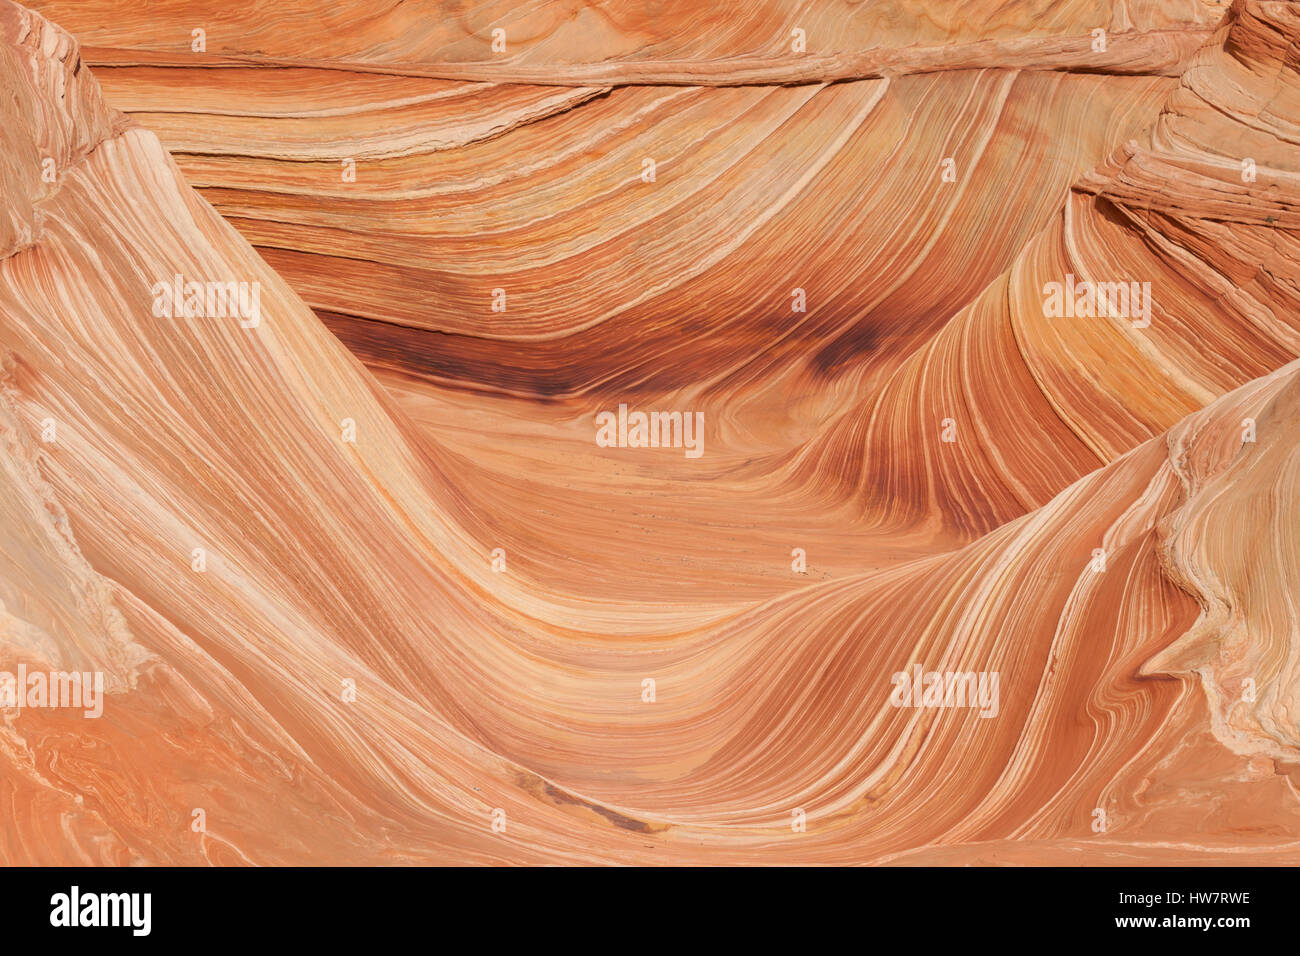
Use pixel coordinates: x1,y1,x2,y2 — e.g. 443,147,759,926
0,0,1298,864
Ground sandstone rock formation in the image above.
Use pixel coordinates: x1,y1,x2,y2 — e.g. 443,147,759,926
0,0,1297,864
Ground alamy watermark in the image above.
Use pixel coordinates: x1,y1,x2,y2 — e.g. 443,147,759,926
0,666,104,718
889,664,999,718
594,403,704,458
50,886,150,936
1042,274,1152,328
151,273,262,328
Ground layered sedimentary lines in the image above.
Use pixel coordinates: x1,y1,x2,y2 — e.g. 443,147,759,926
0,0,1298,864
24,0,1223,77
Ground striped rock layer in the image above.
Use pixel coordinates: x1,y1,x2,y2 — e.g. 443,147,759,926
0,0,1298,863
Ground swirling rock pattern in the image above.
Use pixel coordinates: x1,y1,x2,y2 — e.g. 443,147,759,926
0,0,1298,864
